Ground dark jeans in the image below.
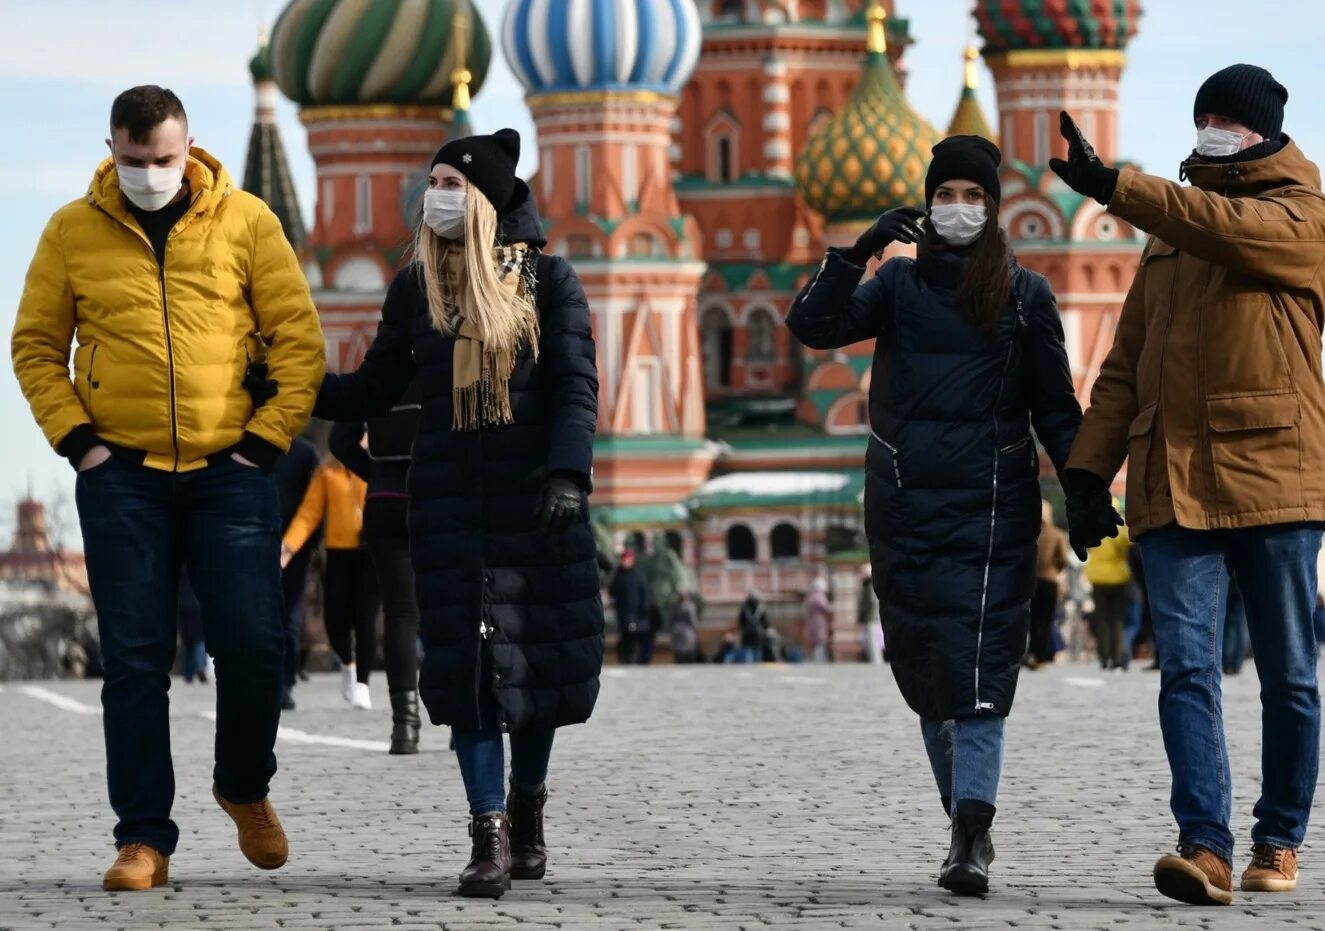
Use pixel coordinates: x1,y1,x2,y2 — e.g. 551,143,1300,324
323,548,380,683
1029,579,1059,663
1093,583,1129,669
76,456,285,855
365,536,420,693
1141,523,1322,861
280,547,312,689
452,651,556,814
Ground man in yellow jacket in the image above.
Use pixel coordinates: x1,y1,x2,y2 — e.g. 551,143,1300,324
1053,65,1325,905
11,86,325,891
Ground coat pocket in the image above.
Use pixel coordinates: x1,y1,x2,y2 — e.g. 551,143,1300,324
1207,391,1301,515
1124,403,1158,512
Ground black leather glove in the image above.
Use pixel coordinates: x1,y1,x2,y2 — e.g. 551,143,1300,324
537,472,583,534
1062,468,1124,561
846,206,926,264
1048,111,1120,206
243,361,279,407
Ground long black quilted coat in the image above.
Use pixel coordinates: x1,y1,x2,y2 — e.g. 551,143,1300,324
315,187,603,732
788,248,1080,721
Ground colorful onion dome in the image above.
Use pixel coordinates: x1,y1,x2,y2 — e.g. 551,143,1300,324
976,0,1142,52
269,0,491,107
795,5,942,222
502,0,702,97
946,47,996,142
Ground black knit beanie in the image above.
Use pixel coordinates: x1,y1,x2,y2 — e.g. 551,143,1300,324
431,128,521,216
925,135,1002,207
1193,65,1287,139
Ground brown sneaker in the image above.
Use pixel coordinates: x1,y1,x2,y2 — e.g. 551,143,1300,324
103,843,169,891
213,785,288,870
1154,844,1233,905
1242,844,1298,892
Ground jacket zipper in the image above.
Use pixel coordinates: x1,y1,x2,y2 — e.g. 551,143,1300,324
799,256,830,304
87,344,99,419
869,428,902,488
973,301,1025,714
157,256,181,471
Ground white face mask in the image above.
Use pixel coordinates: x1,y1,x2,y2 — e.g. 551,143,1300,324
1195,125,1251,158
423,189,466,239
929,204,988,247
116,163,185,211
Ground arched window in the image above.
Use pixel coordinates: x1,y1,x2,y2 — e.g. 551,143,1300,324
701,306,734,388
770,523,800,560
715,135,734,182
825,523,863,554
664,530,685,557
629,232,660,258
726,524,756,562
566,234,595,258
747,308,777,362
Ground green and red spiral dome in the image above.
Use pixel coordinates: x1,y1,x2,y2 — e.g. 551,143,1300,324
976,0,1142,52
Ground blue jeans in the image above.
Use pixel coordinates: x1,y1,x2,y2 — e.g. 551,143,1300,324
1141,523,1322,861
77,456,286,855
920,716,1006,807
452,652,556,815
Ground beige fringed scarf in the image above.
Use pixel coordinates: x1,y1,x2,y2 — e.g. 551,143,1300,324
438,243,533,431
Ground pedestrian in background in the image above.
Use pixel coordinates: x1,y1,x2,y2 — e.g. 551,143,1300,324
804,577,832,662
272,432,320,710
11,85,323,891
177,569,207,684
787,135,1082,895
329,407,424,754
736,591,769,664
858,566,883,663
1057,64,1325,903
311,129,603,898
1084,515,1131,671
1223,574,1250,676
669,590,701,664
609,549,651,665
1028,500,1069,667
281,452,380,710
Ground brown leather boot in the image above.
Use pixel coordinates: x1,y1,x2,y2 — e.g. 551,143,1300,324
1242,844,1298,892
507,786,548,880
1154,844,1233,905
103,843,169,891
458,813,511,898
213,785,289,870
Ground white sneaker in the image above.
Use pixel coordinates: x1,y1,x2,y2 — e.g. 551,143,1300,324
349,682,373,710
340,664,357,703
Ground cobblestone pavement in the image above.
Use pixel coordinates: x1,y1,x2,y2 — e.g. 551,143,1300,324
2,661,1324,930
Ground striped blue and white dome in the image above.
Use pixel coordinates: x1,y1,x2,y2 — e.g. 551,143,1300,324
503,0,701,97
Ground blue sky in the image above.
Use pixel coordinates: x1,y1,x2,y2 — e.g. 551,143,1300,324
0,0,1322,542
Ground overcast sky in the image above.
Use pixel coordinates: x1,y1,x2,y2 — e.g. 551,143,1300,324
0,0,1322,538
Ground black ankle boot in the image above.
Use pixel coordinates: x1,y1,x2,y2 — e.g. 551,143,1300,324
507,785,548,880
939,800,996,896
457,813,510,898
388,691,420,755
936,795,953,885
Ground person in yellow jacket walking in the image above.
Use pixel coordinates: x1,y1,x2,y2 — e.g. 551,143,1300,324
1083,511,1132,671
281,455,380,711
11,87,324,892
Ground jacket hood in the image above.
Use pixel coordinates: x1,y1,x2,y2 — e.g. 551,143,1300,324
1181,137,1321,196
89,146,233,218
498,179,548,248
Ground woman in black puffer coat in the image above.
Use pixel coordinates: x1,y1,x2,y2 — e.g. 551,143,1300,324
787,136,1081,896
314,129,602,899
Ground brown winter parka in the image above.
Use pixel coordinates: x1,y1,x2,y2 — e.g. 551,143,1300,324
1067,140,1325,536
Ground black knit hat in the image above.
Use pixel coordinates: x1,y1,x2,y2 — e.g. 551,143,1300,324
431,128,521,216
926,135,1002,207
1193,65,1288,139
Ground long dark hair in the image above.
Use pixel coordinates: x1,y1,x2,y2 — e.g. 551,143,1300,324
919,192,1012,338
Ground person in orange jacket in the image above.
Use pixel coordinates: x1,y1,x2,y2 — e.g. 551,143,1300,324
281,453,380,710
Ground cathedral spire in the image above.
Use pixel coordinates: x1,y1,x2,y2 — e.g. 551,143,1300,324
243,31,307,251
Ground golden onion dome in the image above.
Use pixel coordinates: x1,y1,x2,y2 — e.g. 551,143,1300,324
794,3,943,222
946,46,996,142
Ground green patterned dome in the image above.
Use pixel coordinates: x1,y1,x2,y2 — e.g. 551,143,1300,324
270,0,491,108
249,41,273,83
795,39,942,222
976,0,1142,52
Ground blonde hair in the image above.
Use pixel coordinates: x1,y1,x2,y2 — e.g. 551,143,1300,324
415,180,539,354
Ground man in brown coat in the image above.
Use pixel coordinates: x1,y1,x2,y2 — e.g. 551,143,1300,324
1051,65,1325,906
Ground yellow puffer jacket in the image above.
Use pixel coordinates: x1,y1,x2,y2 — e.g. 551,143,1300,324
1085,525,1133,588
12,148,325,471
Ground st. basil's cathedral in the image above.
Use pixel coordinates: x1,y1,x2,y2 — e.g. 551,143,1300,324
246,0,1145,648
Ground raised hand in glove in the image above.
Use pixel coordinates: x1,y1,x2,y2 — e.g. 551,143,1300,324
1062,468,1124,561
537,472,583,534
1048,111,1120,206
243,361,279,407
846,206,926,264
